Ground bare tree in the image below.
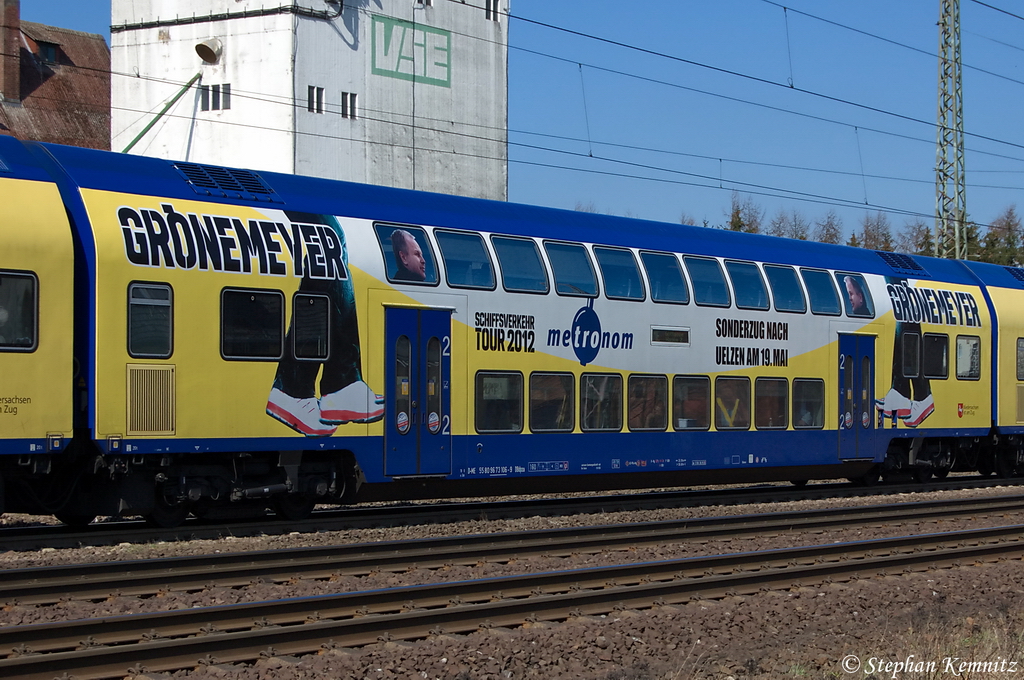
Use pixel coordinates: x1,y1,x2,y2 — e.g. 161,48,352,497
812,210,844,244
727,192,763,234
980,205,1021,266
575,201,597,213
857,211,894,251
894,219,934,256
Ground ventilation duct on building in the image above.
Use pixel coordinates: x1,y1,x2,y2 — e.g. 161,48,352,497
195,38,223,65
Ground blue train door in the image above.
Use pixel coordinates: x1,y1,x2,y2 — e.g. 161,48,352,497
384,307,452,477
838,334,875,459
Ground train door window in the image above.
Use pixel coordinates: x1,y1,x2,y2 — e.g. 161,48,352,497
673,376,710,430
545,241,598,297
128,283,173,358
375,223,438,285
725,261,769,311
902,331,920,377
221,288,284,360
581,374,622,431
595,247,644,301
627,375,668,431
395,335,412,430
754,378,788,429
836,272,874,318
683,256,730,307
956,335,980,380
640,251,689,304
475,372,523,433
792,378,825,429
529,372,574,432
292,293,329,360
492,236,549,293
799,268,841,316
0,271,37,351
1018,338,1024,381
436,230,495,289
922,333,949,379
715,377,750,430
764,265,807,313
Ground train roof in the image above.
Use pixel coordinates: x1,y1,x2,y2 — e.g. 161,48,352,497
0,136,998,288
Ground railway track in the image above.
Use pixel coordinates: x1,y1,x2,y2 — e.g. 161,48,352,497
0,522,1022,680
0,474,1018,551
2,493,1024,606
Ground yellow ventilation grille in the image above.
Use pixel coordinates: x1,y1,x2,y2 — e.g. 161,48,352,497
127,364,175,435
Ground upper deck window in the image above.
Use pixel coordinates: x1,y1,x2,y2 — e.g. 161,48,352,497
545,241,598,297
375,224,438,285
492,236,548,293
725,261,769,311
436,230,495,289
594,246,644,301
221,288,284,360
684,256,730,307
836,272,874,318
764,265,807,313
0,271,37,352
800,268,842,316
640,251,689,304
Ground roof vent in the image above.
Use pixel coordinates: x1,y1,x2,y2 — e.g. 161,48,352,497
0,155,8,172
171,162,280,202
875,251,928,277
1005,267,1024,284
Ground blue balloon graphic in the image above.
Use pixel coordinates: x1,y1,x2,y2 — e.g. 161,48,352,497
571,300,602,365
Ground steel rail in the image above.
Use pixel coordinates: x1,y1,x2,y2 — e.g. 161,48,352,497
0,475,1016,552
0,524,1022,680
3,493,1024,606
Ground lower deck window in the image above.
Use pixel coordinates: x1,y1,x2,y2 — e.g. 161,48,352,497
715,376,750,430
221,288,284,360
476,372,523,433
673,376,710,430
581,374,622,431
754,377,787,429
292,294,330,360
956,335,980,380
628,375,667,431
0,271,37,351
529,372,574,432
793,379,825,429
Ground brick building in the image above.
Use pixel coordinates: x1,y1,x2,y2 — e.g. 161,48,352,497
0,0,110,149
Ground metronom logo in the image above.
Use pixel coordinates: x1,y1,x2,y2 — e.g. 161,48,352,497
371,15,451,88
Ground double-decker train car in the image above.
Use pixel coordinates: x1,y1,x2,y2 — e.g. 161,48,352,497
0,134,1020,526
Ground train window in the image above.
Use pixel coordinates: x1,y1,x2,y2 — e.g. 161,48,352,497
922,333,949,379
628,375,668,431
435,230,496,290
792,379,825,429
956,335,980,380
715,376,750,430
836,272,874,318
640,251,689,304
529,372,574,432
1018,339,1024,381
0,271,37,352
902,331,920,377
799,268,842,316
492,236,549,293
375,223,439,285
764,265,807,313
754,377,788,429
595,247,644,301
475,372,523,433
581,374,622,431
292,294,329,361
395,336,412,433
683,256,730,307
545,241,598,297
128,283,173,358
673,376,710,430
725,261,769,311
221,288,284,360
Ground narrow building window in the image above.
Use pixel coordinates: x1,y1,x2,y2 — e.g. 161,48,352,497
200,84,231,111
485,0,499,21
308,86,324,114
341,92,358,119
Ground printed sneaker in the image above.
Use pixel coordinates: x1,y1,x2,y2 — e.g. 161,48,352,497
320,381,385,424
903,394,934,428
266,388,337,437
875,388,912,418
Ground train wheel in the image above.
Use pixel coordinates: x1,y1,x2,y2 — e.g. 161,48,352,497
850,466,881,486
790,480,808,488
54,512,96,529
933,466,950,480
146,496,189,528
274,494,316,521
913,467,932,484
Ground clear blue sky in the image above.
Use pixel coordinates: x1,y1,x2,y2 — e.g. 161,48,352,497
22,1,1024,238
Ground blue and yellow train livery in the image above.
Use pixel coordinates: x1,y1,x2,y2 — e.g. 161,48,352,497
0,135,1019,526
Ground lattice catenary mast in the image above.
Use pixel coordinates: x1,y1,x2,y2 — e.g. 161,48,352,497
935,0,967,259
